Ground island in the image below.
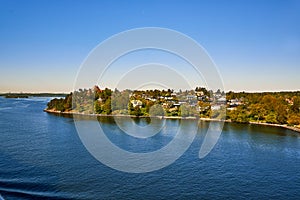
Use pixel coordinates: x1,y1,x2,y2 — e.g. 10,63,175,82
5,94,29,98
44,86,300,132
0,93,67,98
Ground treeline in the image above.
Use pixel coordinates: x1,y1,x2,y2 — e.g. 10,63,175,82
47,87,112,114
226,91,300,126
47,93,72,112
46,86,196,117
46,87,300,126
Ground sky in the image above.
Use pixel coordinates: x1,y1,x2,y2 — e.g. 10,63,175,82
0,0,299,93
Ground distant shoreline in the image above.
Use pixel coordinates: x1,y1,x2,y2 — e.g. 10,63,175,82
0,93,67,98
5,95,29,98
44,109,300,133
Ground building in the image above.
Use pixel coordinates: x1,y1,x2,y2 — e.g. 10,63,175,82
130,100,143,108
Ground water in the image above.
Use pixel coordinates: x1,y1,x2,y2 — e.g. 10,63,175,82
1,97,300,199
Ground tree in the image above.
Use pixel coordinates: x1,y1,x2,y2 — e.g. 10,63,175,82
128,102,134,114
47,98,65,112
261,95,277,112
276,104,288,124
228,106,249,123
132,106,142,116
112,91,129,111
287,114,300,125
102,98,112,114
149,104,165,116
265,112,277,124
249,103,266,121
63,93,73,111
179,104,196,117
291,96,300,114
94,100,102,114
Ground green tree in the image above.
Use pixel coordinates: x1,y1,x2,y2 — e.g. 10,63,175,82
94,100,102,114
179,104,196,117
265,112,277,124
228,106,249,123
291,96,300,114
149,104,165,116
63,93,73,111
249,103,266,121
276,104,288,124
132,106,142,116
102,98,112,114
128,102,134,114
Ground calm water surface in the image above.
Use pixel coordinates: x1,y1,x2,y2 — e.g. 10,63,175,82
1,97,300,199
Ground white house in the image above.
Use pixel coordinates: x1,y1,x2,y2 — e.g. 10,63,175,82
130,100,143,108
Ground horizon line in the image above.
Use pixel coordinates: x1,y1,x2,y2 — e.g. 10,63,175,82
1,88,300,94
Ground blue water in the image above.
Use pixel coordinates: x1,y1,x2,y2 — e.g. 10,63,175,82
1,97,300,199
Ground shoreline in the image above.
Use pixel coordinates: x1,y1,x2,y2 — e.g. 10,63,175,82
43,109,198,120
44,109,300,133
248,121,300,133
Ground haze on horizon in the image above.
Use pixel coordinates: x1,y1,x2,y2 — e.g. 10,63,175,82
0,0,300,93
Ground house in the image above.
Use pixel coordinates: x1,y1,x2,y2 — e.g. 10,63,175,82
173,103,181,108
211,105,221,110
228,99,243,107
146,97,157,102
130,100,143,108
285,98,293,105
187,95,197,101
97,97,103,103
217,97,226,103
164,96,173,100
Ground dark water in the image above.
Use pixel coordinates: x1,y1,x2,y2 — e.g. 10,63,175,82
1,97,300,199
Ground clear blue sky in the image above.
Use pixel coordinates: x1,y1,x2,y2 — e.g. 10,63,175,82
0,0,299,92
